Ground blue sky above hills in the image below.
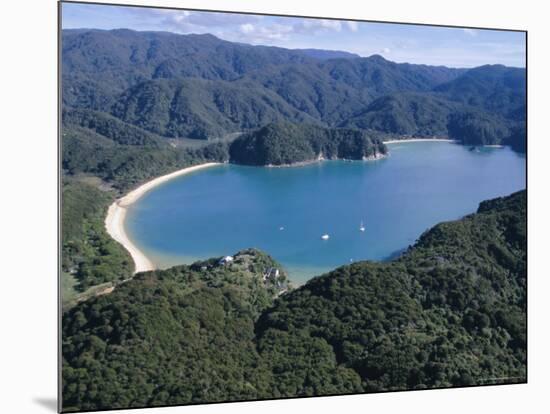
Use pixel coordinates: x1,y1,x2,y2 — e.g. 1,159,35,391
62,2,526,68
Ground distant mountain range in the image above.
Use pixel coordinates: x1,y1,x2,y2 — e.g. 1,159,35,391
62,29,526,150
292,48,361,60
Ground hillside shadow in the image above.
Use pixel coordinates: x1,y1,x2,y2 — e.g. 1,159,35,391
382,247,408,262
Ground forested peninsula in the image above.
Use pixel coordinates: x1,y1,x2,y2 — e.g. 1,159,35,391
229,123,388,166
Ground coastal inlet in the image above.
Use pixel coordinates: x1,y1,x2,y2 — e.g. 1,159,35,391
122,141,525,283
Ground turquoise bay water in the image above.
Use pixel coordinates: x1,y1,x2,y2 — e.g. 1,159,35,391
125,142,526,283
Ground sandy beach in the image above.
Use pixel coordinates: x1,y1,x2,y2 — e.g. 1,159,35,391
105,162,221,273
384,138,457,144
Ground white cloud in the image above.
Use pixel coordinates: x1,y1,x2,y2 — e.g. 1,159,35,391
346,21,359,32
319,20,342,31
233,18,346,45
239,23,254,34
170,13,189,24
381,47,391,54
463,28,477,37
298,19,342,33
155,10,263,35
185,11,262,27
231,23,296,44
156,9,190,17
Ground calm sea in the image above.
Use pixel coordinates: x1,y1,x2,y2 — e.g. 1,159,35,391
125,142,526,283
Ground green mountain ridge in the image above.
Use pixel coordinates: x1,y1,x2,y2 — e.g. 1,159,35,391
434,64,526,118
111,78,321,139
341,92,460,136
62,29,526,150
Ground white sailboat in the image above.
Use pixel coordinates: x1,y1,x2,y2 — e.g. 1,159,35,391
359,220,366,232
321,234,330,240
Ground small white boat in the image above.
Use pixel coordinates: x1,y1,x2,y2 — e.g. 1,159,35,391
321,234,330,240
359,220,365,232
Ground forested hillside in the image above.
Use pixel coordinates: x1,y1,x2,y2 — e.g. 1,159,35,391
62,180,133,294
62,29,526,149
62,191,526,411
229,123,388,166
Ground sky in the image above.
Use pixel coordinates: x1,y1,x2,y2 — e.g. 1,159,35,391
62,2,526,68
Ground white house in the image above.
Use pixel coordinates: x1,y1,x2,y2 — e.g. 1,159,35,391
219,255,234,265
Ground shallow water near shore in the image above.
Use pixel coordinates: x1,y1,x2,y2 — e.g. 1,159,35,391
125,142,525,284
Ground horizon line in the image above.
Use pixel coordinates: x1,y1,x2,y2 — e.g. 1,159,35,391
61,27,527,70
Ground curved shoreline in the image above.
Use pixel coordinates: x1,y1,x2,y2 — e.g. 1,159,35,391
104,162,222,274
104,141,449,274
263,152,387,168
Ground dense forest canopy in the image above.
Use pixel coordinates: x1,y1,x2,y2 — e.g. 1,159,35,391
229,123,388,166
62,191,526,411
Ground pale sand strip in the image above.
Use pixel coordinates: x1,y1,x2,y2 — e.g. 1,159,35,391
105,163,221,274
384,138,457,144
